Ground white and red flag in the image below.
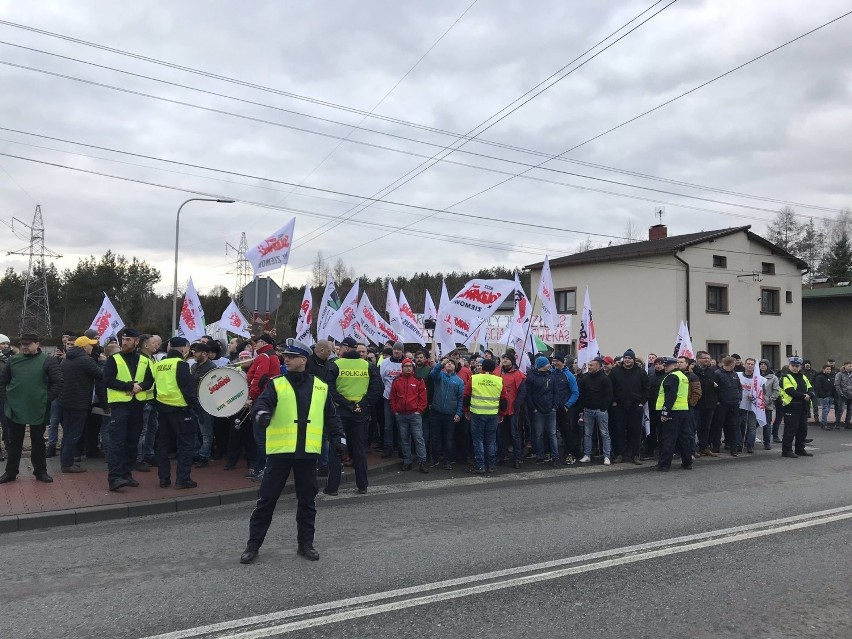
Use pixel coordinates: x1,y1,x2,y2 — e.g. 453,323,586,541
295,283,315,346
179,277,206,342
316,274,340,341
385,281,406,342
576,286,600,369
424,290,438,325
220,299,251,338
357,291,400,346
328,280,360,342
246,217,295,275
674,320,695,359
88,293,125,345
537,256,558,333
398,289,425,346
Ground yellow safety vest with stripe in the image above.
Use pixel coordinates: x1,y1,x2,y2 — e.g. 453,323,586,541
107,353,150,404
656,370,689,411
470,373,503,415
778,373,812,406
334,357,370,402
266,376,327,454
152,357,188,408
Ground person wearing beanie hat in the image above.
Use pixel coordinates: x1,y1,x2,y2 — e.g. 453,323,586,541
389,357,429,473
549,353,579,466
463,353,506,473
499,353,527,468
534,356,549,370
101,328,155,491
378,340,406,457
608,348,648,465
524,353,561,466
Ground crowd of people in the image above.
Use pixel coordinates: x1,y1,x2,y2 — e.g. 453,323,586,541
0,327,850,488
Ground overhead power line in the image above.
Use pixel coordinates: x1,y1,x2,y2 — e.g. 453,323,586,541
0,11,843,216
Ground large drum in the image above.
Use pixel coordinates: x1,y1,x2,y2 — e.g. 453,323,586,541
198,367,250,417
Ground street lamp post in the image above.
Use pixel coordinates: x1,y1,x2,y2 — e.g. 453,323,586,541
172,197,235,336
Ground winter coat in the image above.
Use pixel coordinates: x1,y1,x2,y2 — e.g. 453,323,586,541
609,364,649,408
578,369,613,411
525,369,556,413
246,344,280,400
0,349,63,425
500,367,527,415
390,373,427,414
714,368,741,407
763,372,780,403
814,372,835,399
59,346,103,411
429,363,464,416
836,370,852,400
694,364,718,409
687,371,703,408
560,368,579,408
379,356,404,399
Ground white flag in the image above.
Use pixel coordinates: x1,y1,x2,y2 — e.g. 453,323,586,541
88,293,125,346
220,299,251,338
576,286,600,370
751,372,768,427
328,280,360,342
435,279,514,356
435,279,455,357
674,320,695,360
386,281,406,341
500,274,535,370
537,256,559,334
178,278,206,342
357,291,400,346
439,279,451,313
424,290,437,323
398,289,425,346
246,217,295,275
316,274,340,341
295,283,315,346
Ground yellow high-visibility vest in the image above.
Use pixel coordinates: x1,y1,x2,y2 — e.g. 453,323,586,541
266,376,327,454
778,373,812,406
107,353,150,404
152,357,188,408
470,373,503,415
334,357,370,401
656,370,689,411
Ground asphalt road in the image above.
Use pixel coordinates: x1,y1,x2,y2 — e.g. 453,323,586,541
2,431,850,639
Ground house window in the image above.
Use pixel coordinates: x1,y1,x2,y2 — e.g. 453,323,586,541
706,285,728,313
707,342,728,363
761,288,780,314
712,255,727,268
786,345,793,358
762,262,776,275
786,290,793,303
555,289,576,314
761,344,780,370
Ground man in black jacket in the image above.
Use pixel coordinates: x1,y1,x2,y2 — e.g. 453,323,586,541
712,356,742,456
579,357,613,465
306,339,334,475
644,357,666,459
609,349,648,465
59,336,103,473
693,351,719,457
241,339,345,564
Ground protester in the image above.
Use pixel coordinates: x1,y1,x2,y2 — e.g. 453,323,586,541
579,357,613,465
190,342,217,468
835,362,852,428
814,364,836,430
712,356,742,457
390,358,428,473
58,335,102,473
464,358,505,473
760,359,780,448
608,349,648,465
245,333,281,481
136,334,162,472
429,356,464,470
694,351,719,457
379,341,405,458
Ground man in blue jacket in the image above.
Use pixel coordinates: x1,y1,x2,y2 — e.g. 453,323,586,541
429,357,464,470
526,356,560,466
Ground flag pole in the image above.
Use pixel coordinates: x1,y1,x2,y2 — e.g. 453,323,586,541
273,264,288,329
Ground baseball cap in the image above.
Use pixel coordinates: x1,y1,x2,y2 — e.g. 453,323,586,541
73,336,98,347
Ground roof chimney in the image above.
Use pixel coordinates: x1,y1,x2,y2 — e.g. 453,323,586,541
649,224,667,241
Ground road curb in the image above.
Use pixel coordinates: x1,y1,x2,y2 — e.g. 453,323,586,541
0,458,400,534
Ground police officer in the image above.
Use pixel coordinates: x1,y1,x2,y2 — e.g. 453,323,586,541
778,356,816,458
152,337,201,488
325,336,382,496
103,328,154,491
240,339,345,564
653,357,693,472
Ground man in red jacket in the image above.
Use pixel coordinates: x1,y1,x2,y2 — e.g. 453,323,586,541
246,334,281,481
390,358,428,473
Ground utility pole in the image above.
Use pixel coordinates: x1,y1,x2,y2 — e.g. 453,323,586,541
8,205,62,337
226,231,251,313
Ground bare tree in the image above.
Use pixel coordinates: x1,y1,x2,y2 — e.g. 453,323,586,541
311,250,329,287
331,257,355,284
621,219,642,244
573,236,596,254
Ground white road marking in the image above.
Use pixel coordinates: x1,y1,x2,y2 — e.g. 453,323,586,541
140,504,852,639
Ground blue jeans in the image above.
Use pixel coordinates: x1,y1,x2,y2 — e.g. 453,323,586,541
47,399,61,446
819,397,833,426
583,409,611,458
59,408,87,468
430,410,455,464
137,401,159,462
739,409,757,450
470,413,498,470
532,410,558,461
396,413,426,464
195,411,214,460
383,398,396,452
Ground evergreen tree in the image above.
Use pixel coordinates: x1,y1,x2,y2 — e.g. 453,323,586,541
820,227,852,283
798,218,824,284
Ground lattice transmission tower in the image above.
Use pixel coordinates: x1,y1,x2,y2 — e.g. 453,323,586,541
8,205,62,337
226,231,251,313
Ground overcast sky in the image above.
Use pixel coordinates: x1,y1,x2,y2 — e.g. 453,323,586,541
0,0,850,299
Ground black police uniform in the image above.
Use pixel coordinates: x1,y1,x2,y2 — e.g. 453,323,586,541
244,369,344,560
